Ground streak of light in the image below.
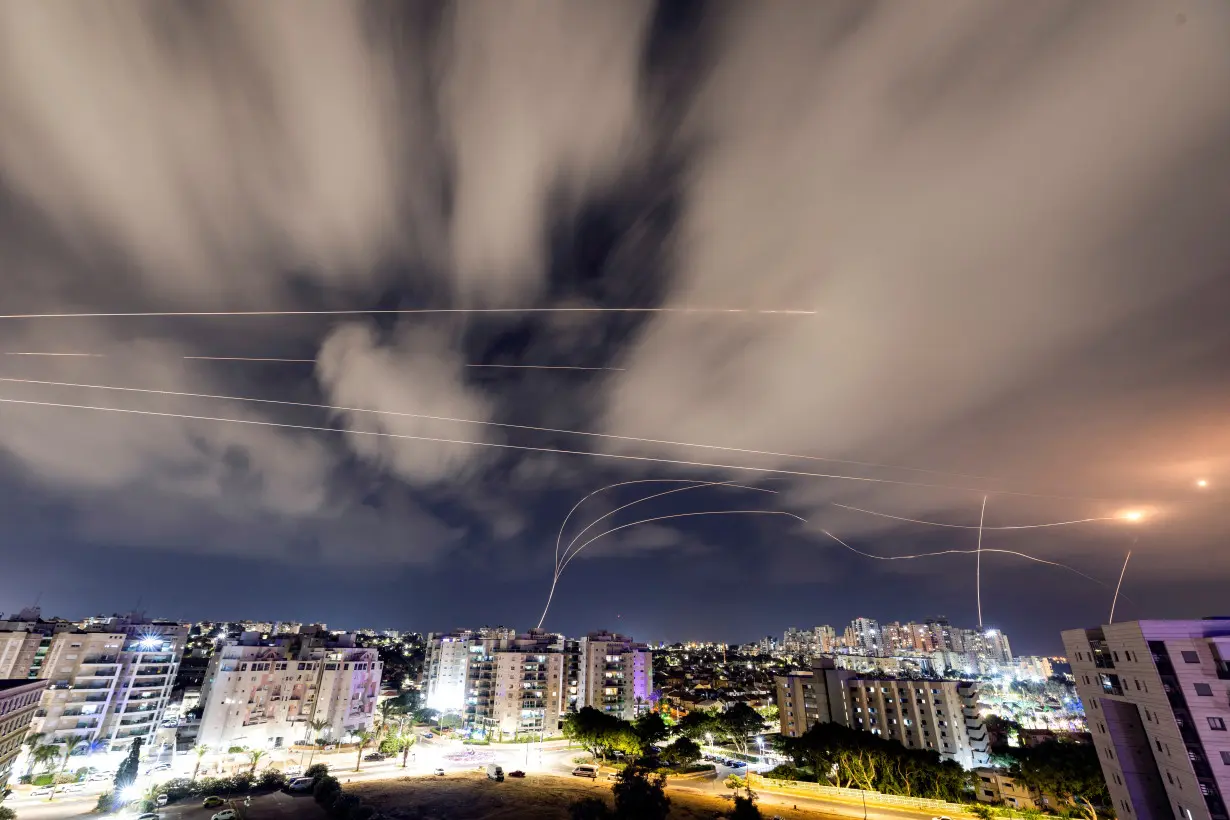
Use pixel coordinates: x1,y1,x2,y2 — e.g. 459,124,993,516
831,502,1119,530
976,495,987,629
1109,543,1136,624
0,384,1136,502
817,529,1121,591
0,307,817,319
539,509,807,627
558,480,775,569
4,352,619,369
0,376,1019,487
535,479,772,630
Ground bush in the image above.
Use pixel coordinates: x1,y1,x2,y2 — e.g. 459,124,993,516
94,791,117,814
462,739,489,746
32,775,54,787
257,770,287,790
304,763,330,780
156,778,194,801
378,739,401,755
765,764,803,781
0,806,17,820
226,746,246,754
330,793,361,819
313,776,341,805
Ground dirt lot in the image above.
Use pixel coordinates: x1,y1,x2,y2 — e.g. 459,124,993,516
351,771,837,820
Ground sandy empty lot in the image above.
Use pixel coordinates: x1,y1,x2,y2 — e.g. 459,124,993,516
351,771,836,820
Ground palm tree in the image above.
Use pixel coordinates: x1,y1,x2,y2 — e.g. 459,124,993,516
305,720,330,770
247,749,266,777
398,721,416,770
375,700,403,747
23,732,45,777
191,745,210,782
32,743,61,775
48,734,88,801
353,730,373,773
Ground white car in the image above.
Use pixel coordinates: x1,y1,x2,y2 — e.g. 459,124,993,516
213,810,239,820
30,786,55,797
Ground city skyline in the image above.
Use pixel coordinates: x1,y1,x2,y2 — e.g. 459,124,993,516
1,3,1229,656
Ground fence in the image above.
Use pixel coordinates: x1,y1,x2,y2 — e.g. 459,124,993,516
748,773,976,817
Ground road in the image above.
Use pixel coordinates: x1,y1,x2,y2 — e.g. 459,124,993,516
4,740,963,820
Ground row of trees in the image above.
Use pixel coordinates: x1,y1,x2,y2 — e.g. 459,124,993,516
998,741,1111,820
775,722,970,802
673,704,768,756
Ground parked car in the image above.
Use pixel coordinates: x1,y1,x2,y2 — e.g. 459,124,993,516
421,732,434,739
202,796,225,808
213,810,239,820
156,794,169,806
572,765,599,779
287,777,316,792
486,764,504,782
508,770,525,779
30,787,54,797
433,768,446,776
363,752,388,762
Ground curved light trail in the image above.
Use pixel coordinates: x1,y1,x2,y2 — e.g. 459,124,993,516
536,479,773,629
538,509,807,628
830,502,1118,530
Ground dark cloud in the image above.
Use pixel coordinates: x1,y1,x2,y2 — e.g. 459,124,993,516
0,1,1228,651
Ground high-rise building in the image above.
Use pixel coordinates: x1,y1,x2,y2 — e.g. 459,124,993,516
576,632,653,720
197,628,381,750
0,614,187,753
1062,620,1230,820
0,679,49,792
850,618,883,656
775,659,989,769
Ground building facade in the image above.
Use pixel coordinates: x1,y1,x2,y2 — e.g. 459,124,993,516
1062,620,1230,820
575,632,653,721
198,630,381,750
775,659,989,768
0,679,49,791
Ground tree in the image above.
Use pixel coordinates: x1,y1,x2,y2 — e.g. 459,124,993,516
375,699,404,746
247,749,266,777
611,766,670,820
633,712,669,750
674,709,720,741
717,704,767,756
48,735,88,801
1006,741,1111,820
31,744,61,775
660,737,701,768
23,732,45,777
306,718,331,744
113,738,143,795
398,728,416,769
563,708,622,762
192,745,210,782
353,730,373,772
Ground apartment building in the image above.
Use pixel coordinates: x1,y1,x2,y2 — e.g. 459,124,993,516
775,659,989,768
0,614,187,753
198,630,381,750
425,629,652,733
1062,619,1230,820
576,632,653,721
0,679,49,791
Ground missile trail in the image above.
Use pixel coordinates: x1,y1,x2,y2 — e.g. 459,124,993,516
0,307,816,319
536,479,772,629
817,528,1121,590
0,376,1029,488
0,386,1135,502
4,353,621,370
538,509,807,627
976,495,987,629
558,480,775,568
830,502,1117,530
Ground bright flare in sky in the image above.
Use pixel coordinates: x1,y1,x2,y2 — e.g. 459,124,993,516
1196,478,1209,488
1120,509,1145,522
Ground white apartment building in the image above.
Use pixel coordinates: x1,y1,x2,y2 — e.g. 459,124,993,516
575,632,653,721
776,659,989,768
0,679,49,791
1062,620,1230,820
198,631,381,750
0,615,187,753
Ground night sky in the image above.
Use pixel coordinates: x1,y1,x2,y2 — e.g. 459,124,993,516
2,1,1229,656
